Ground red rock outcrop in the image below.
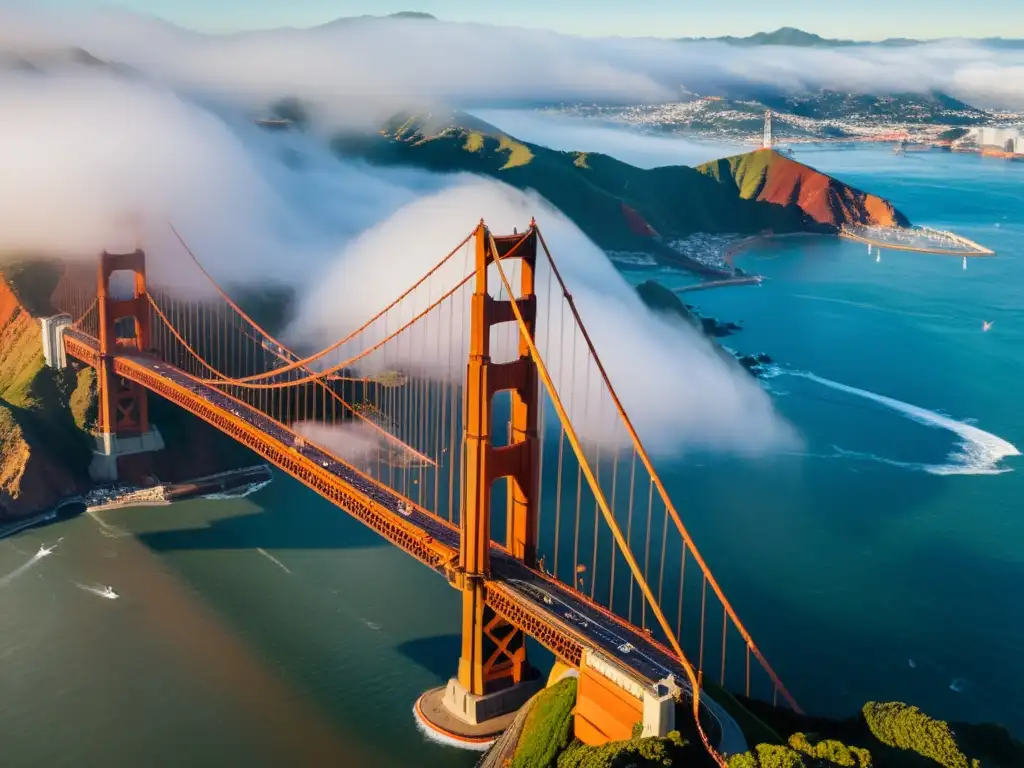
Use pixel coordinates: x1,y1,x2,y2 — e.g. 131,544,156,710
698,149,909,230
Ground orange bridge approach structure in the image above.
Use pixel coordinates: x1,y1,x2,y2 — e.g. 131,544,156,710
47,220,801,764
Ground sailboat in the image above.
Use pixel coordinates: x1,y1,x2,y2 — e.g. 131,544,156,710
983,321,993,332
962,256,967,270
875,251,881,263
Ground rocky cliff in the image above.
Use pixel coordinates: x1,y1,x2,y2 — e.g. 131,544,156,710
696,149,909,229
0,272,92,521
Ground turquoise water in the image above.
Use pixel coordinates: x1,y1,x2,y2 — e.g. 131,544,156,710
1,145,1021,766
623,144,1024,730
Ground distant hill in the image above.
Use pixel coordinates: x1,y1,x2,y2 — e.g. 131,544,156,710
752,89,988,125
576,89,992,141
328,112,908,271
688,27,860,47
315,11,436,28
681,26,1024,48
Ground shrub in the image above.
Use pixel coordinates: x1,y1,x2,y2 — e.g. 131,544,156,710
862,702,968,768
556,730,688,768
750,745,807,768
788,733,872,767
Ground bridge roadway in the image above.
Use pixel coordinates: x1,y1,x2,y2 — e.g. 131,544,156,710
64,329,746,754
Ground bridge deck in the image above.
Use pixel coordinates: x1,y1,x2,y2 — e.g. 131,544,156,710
65,330,741,749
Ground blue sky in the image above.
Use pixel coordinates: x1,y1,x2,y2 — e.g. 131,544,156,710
27,0,1024,40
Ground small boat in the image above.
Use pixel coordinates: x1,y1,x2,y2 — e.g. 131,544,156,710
983,321,993,332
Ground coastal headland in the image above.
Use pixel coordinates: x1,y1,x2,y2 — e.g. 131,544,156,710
0,263,269,529
328,112,912,278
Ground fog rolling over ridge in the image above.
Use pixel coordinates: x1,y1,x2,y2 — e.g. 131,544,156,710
2,7,1024,116
287,180,799,456
469,110,746,169
0,11,799,455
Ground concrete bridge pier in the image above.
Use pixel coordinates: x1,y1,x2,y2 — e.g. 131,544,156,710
415,669,545,747
88,429,165,483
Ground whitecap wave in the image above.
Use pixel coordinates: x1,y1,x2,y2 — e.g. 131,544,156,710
202,479,272,501
412,703,494,752
782,370,1019,476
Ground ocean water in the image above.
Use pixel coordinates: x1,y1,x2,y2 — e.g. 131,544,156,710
622,144,1024,729
1,144,1021,766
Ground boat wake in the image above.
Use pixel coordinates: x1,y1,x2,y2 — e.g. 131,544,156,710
790,293,954,322
256,547,291,574
769,369,1019,475
203,478,272,501
0,539,60,589
76,583,119,600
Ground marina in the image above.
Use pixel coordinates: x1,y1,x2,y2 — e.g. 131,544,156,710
839,225,995,257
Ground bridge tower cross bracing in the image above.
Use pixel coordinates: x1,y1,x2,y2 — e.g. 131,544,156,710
457,221,541,695
91,249,164,480
416,221,545,740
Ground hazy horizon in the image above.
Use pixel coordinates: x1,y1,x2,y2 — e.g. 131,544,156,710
11,1,1024,42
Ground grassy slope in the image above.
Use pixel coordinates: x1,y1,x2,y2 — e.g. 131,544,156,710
696,150,910,228
511,678,577,768
331,112,820,255
0,264,93,517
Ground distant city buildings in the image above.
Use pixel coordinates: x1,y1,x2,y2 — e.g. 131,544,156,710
972,126,1022,154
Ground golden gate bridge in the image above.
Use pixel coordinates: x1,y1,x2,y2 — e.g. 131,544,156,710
47,219,800,764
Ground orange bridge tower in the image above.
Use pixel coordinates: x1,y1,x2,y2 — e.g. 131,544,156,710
416,221,545,742
89,249,164,481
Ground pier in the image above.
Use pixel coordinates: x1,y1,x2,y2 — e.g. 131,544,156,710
674,275,764,294
839,225,994,257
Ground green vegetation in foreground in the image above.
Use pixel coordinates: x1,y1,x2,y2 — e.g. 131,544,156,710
0,263,94,514
510,678,576,768
329,111,821,258
558,730,690,767
731,696,1023,768
504,675,1024,768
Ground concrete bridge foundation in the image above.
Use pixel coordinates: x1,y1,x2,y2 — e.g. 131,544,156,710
88,429,165,482
414,670,544,746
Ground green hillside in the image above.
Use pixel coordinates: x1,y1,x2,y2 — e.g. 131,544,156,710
696,151,777,199
330,112,820,268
